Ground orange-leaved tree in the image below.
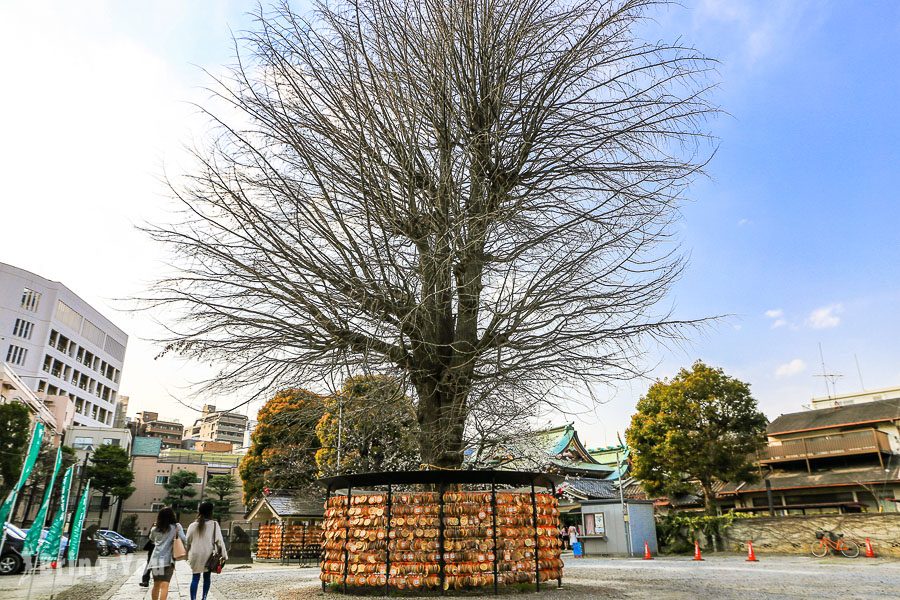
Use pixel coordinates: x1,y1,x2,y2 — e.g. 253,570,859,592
239,388,324,504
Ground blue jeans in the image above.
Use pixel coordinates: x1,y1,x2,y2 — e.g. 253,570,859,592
190,571,211,600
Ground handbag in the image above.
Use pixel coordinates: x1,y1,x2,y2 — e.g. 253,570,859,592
173,528,188,561
204,521,224,573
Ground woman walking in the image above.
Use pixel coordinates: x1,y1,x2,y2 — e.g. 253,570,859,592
186,501,228,600
146,507,187,600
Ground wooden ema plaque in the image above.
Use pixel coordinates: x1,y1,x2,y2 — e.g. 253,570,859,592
321,491,562,592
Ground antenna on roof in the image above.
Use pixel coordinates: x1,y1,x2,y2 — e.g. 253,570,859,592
854,354,866,391
814,343,842,399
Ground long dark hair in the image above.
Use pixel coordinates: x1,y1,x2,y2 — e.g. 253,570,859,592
155,507,177,533
196,500,214,533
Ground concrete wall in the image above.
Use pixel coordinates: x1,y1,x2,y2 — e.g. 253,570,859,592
722,513,900,557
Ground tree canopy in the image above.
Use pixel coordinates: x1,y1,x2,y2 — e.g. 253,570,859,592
239,388,324,504
206,475,238,522
163,470,200,519
626,361,768,513
315,376,420,476
0,403,32,497
85,444,135,523
150,0,715,468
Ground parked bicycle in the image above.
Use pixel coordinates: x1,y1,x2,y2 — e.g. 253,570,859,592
810,529,859,558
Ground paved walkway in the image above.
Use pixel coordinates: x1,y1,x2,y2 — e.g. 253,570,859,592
108,561,220,600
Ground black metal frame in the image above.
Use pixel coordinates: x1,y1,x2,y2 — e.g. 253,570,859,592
318,470,564,594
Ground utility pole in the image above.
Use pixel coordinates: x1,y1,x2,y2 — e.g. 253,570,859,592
336,399,343,474
615,441,632,557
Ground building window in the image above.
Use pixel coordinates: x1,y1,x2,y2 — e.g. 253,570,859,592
81,319,106,349
150,503,164,512
583,512,605,536
6,345,28,366
104,336,126,362
12,318,34,340
102,438,120,447
155,476,169,485
55,300,84,332
21,288,41,312
72,437,94,450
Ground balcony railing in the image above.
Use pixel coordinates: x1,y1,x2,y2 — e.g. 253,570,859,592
759,429,892,464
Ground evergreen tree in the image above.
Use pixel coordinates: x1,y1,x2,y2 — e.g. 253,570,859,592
205,475,237,521
0,403,34,497
85,444,134,525
626,361,768,513
163,470,199,519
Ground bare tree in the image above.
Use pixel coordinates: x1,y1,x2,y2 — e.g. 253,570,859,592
148,0,716,469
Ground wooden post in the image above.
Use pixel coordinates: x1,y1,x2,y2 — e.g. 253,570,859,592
384,484,392,596
322,486,331,591
342,486,352,593
873,430,885,468
279,520,285,565
491,480,499,596
550,478,561,589
438,483,446,595
531,482,540,592
802,438,811,473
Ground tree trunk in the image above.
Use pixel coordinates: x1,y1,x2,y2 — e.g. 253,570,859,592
414,378,468,469
97,492,107,527
700,480,717,515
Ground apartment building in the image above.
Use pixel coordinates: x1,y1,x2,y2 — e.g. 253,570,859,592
122,438,244,533
719,396,900,514
134,410,185,449
188,404,248,448
0,262,128,429
63,425,134,529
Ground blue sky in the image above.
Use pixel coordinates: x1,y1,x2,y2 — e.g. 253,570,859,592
0,1,898,445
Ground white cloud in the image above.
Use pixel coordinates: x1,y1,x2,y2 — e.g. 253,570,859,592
695,0,822,69
764,308,787,329
807,304,843,329
737,218,752,227
775,359,806,378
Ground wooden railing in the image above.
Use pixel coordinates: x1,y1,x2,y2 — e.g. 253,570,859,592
759,429,892,463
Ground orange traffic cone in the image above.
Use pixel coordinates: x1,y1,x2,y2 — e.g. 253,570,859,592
746,540,758,562
643,540,653,560
693,540,704,561
864,538,876,558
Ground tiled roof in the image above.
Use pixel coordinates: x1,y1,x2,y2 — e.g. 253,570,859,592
768,398,900,435
720,464,900,495
563,478,619,500
265,491,325,517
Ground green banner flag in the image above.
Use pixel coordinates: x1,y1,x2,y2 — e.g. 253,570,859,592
0,422,45,528
66,481,90,563
38,465,74,563
22,446,62,557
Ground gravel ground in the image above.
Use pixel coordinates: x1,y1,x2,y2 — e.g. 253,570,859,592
13,554,896,599
0,554,139,600
202,554,900,600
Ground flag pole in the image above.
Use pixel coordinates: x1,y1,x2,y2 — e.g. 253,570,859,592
25,447,63,600
0,490,17,558
47,465,75,600
0,422,45,558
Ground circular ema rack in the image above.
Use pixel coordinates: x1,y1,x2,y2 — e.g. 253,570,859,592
318,470,564,594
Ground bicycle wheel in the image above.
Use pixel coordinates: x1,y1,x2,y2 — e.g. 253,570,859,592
840,540,860,558
810,541,829,557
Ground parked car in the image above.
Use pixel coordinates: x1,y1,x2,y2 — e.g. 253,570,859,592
95,531,126,555
20,527,69,562
98,530,137,554
0,524,26,575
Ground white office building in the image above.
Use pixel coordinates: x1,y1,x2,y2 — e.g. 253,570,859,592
0,262,128,428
